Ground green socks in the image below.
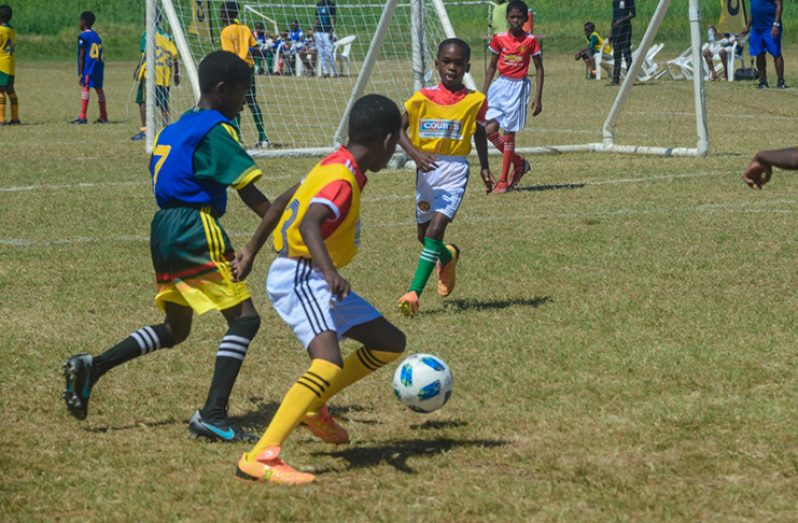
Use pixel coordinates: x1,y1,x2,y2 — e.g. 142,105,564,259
409,237,450,295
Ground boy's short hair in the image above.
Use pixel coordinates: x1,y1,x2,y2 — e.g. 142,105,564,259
438,38,471,62
199,51,251,94
255,22,265,29
585,22,595,31
81,11,96,27
506,0,528,19
222,1,240,19
0,5,12,22
348,94,401,144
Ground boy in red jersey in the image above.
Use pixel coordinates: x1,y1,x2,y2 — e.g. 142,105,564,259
232,95,406,485
397,38,492,316
483,0,544,193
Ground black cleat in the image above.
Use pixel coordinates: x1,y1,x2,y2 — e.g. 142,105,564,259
776,80,789,89
187,410,258,443
757,81,769,90
62,353,95,420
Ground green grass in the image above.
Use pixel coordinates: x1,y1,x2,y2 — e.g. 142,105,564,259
1,55,798,521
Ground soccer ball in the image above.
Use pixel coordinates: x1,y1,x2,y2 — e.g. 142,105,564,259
392,354,453,413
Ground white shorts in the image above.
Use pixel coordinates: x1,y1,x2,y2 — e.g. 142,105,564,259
266,257,381,349
416,156,469,223
486,76,531,133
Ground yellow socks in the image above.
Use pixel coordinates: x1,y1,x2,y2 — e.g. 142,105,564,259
246,359,341,460
307,348,401,414
0,92,5,121
9,92,18,121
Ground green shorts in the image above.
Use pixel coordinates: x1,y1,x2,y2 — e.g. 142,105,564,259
136,81,170,111
0,71,14,88
151,206,250,314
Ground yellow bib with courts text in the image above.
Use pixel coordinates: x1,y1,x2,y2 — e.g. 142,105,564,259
405,90,486,157
274,164,361,268
588,31,612,55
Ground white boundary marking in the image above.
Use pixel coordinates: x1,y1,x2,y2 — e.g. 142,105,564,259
2,200,794,247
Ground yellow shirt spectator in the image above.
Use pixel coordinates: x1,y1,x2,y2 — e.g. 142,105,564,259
221,20,255,67
0,23,15,75
138,31,179,87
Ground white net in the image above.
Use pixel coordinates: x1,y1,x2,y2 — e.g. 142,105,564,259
154,0,479,155
151,0,708,158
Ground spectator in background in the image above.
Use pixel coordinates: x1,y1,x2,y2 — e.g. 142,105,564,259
490,1,508,35
575,21,610,80
314,0,337,77
609,0,635,85
301,27,317,74
744,0,787,89
252,21,269,74
702,25,736,81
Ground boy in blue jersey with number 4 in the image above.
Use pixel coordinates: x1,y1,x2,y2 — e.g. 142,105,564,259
72,11,108,124
62,51,297,443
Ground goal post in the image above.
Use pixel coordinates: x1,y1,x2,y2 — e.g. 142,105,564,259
146,0,709,159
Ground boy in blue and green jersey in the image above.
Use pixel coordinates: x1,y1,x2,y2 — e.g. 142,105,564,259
0,4,19,125
73,11,107,123
62,51,296,443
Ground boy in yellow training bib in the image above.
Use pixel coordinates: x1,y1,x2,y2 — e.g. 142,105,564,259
398,38,493,316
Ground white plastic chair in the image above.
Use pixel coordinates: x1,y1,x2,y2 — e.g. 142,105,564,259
333,35,356,77
597,41,666,82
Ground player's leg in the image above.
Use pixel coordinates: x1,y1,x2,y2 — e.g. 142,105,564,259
0,84,6,123
612,43,622,84
718,49,728,81
769,30,786,88
6,80,18,124
245,73,269,146
703,47,717,80
756,52,768,87
74,76,90,123
95,86,108,123
401,213,450,315
62,303,190,421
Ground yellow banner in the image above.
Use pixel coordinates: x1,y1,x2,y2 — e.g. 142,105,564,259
716,0,748,35
188,0,213,39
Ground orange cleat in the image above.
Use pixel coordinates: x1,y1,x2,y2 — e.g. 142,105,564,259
493,180,508,194
509,159,531,189
436,244,460,297
301,404,349,444
398,291,420,317
236,447,316,485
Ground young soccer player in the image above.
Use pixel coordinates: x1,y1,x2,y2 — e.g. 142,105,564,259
62,51,293,443
0,4,18,125
252,22,268,75
397,39,492,316
233,94,406,485
483,0,544,193
743,146,798,189
220,1,270,147
575,22,610,80
131,19,180,141
73,11,108,124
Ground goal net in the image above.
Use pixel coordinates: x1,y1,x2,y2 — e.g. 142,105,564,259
146,0,709,159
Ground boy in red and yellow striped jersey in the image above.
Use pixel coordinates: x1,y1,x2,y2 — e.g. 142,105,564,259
232,95,406,486
397,38,493,316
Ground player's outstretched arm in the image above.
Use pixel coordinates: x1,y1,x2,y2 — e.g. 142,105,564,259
531,54,544,117
482,53,499,95
474,123,494,193
398,112,438,173
232,183,299,281
300,204,350,300
743,147,798,189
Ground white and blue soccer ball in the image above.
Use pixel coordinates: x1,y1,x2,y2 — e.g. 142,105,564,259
392,354,453,413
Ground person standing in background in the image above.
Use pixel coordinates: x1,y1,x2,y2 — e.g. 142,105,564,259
314,0,337,77
610,0,635,85
744,0,787,89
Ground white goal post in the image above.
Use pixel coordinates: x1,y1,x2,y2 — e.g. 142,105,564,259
146,0,708,159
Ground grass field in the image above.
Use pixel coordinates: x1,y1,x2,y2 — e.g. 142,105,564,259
1,51,798,522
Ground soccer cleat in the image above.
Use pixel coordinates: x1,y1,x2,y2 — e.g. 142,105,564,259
509,159,531,190
301,404,349,444
236,447,316,485
398,291,420,317
188,410,258,443
757,81,769,90
130,131,146,141
436,244,460,297
255,139,272,149
94,118,108,124
776,80,789,89
62,353,95,420
492,180,508,194
71,117,88,124
5,119,20,126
